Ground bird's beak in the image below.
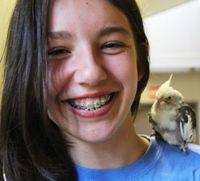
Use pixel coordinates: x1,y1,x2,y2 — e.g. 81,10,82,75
158,97,171,105
158,97,166,105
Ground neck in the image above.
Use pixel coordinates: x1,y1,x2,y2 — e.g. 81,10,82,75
69,120,149,169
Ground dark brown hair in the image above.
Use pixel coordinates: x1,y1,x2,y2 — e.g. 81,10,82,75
0,0,149,180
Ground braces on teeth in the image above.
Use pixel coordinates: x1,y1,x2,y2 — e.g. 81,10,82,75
70,94,112,110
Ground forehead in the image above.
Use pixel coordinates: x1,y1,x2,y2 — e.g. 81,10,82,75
48,0,132,35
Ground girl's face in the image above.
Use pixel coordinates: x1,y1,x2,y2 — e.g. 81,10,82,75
47,0,139,143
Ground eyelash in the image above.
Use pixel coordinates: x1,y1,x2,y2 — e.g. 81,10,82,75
101,41,128,55
47,41,127,60
102,41,126,49
48,47,71,57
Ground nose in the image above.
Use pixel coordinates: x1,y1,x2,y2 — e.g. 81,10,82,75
74,49,107,86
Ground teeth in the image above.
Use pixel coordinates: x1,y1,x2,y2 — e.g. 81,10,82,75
69,94,113,110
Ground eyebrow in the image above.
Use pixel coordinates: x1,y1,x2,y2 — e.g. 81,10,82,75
47,26,131,39
98,26,131,37
48,31,72,39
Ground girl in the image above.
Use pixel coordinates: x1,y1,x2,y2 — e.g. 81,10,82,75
1,0,200,180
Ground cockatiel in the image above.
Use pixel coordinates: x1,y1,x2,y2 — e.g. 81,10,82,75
149,74,196,152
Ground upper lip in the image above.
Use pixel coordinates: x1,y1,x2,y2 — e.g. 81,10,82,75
61,91,116,102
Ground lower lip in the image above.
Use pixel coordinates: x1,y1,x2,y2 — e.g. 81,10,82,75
67,95,116,119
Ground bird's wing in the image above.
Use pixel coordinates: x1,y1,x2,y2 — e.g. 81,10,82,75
177,104,196,143
148,113,167,142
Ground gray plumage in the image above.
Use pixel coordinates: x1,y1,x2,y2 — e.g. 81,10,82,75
149,74,196,152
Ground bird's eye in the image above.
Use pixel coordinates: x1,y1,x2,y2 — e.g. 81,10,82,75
167,96,172,100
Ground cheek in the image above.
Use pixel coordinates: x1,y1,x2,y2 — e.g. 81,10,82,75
105,53,138,85
47,62,71,96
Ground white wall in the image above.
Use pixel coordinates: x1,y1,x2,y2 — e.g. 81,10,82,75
144,0,200,72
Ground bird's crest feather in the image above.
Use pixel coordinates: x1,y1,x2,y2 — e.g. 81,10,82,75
156,74,173,98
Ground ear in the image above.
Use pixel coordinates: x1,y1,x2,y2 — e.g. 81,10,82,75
138,65,144,81
137,41,149,82
137,56,145,82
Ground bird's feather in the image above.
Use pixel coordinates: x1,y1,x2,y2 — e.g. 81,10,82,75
177,104,196,143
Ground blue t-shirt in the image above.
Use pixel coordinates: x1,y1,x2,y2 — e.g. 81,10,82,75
76,137,200,181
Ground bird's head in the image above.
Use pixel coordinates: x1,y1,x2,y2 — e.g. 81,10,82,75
156,74,184,108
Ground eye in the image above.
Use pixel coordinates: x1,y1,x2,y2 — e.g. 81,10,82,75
48,47,71,60
167,96,172,100
101,41,128,55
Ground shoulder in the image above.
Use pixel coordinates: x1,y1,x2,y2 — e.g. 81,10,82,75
146,137,200,180
188,143,200,154
154,138,200,173
143,136,200,167
154,137,200,161
160,140,200,160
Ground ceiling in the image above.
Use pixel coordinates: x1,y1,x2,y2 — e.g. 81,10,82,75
136,0,192,17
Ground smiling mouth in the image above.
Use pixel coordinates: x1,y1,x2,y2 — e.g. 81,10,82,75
67,93,114,111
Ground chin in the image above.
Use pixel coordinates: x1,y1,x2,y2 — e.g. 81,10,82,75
69,124,118,144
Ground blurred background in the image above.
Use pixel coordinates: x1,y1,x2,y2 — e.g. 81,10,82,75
0,0,200,143
135,0,200,144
